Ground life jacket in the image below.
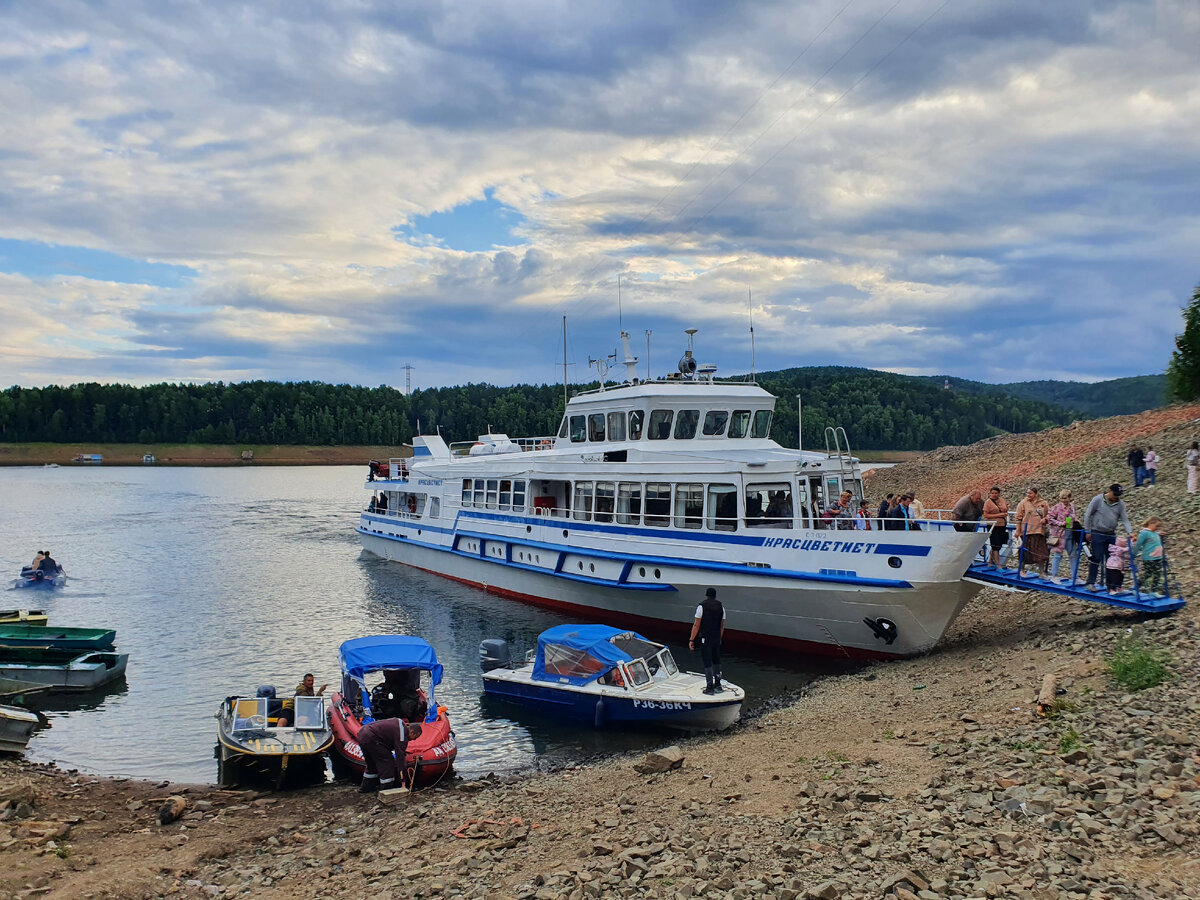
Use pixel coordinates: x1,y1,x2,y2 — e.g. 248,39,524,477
699,598,723,641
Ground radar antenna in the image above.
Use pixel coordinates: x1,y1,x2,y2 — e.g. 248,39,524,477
678,328,699,379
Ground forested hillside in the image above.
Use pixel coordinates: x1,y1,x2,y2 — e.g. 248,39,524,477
0,368,1086,451
931,374,1165,417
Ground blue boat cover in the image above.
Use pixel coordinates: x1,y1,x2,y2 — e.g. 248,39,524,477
532,624,641,685
338,635,444,684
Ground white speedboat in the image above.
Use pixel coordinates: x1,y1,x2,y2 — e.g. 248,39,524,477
358,332,987,659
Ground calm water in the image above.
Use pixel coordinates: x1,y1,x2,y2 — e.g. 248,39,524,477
0,465,836,784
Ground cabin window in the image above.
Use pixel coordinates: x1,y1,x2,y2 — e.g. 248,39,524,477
558,417,568,439
707,483,738,532
702,410,729,436
569,415,586,442
644,483,671,526
499,479,512,511
429,498,440,518
573,482,594,521
486,479,499,509
617,482,642,524
728,409,751,438
513,480,526,511
648,410,673,440
626,659,651,687
595,482,615,523
541,643,607,680
752,410,773,438
588,413,606,442
461,479,472,507
747,482,793,529
473,479,485,507
628,410,644,440
673,409,700,440
607,412,626,442
674,483,704,529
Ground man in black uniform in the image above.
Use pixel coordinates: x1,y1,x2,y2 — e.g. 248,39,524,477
688,587,726,694
358,718,423,793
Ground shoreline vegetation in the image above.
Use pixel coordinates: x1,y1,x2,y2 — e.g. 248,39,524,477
2,405,1198,898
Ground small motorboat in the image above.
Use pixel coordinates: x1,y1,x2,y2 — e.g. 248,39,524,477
328,635,457,788
0,704,47,755
480,625,744,732
12,567,67,589
216,688,334,788
0,624,115,652
0,651,128,693
0,675,49,702
0,610,48,626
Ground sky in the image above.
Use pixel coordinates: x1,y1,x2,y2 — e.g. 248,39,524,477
1,0,1198,391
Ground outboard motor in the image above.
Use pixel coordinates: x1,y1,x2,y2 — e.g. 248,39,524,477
479,639,510,672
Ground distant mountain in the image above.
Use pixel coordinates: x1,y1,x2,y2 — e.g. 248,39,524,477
930,374,1166,418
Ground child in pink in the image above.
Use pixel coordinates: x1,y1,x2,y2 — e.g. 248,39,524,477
1105,535,1130,594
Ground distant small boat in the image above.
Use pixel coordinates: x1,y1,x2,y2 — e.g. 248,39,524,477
480,625,744,731
142,454,156,465
0,704,46,754
0,610,48,626
71,454,102,464
42,463,59,468
12,567,67,589
0,651,128,693
0,624,116,652
216,690,334,788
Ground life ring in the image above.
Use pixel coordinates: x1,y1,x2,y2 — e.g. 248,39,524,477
407,496,417,514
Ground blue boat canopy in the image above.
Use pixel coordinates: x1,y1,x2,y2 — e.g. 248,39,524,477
338,635,444,684
532,625,658,685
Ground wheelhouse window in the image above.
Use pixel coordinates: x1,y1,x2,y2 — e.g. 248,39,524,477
429,498,440,518
569,415,586,442
573,482,594,521
728,410,751,438
617,482,642,524
607,412,626,442
628,410,644,440
512,480,526,511
588,413,606,442
486,479,499,509
644,483,671,526
674,483,704,529
673,410,700,440
707,484,737,532
752,410,773,438
558,417,568,439
595,482,615,523
473,479,485,507
461,479,472,507
648,410,674,440
702,410,729,436
499,479,512,510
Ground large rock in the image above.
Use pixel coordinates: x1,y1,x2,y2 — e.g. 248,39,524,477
634,746,684,774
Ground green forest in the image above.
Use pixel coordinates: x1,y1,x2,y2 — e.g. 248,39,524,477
929,374,1166,418
0,366,1112,451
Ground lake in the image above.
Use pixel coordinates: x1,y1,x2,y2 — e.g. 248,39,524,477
0,465,839,783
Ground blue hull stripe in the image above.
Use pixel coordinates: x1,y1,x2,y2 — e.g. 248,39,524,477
871,544,931,557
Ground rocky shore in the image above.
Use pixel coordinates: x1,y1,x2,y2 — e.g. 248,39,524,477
3,408,1199,900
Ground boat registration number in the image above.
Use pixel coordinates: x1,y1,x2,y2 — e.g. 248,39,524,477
632,700,692,710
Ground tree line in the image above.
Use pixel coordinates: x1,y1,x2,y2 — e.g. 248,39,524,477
0,368,1079,451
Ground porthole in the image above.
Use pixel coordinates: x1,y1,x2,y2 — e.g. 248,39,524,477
526,525,532,533
578,561,584,571
536,555,540,564
417,529,422,536
589,563,595,573
563,530,569,538
639,567,646,577
888,556,902,569
654,568,661,579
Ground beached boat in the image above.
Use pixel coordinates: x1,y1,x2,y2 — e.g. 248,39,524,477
328,635,457,787
357,331,989,660
0,624,115,652
0,651,128,693
481,624,743,731
216,690,334,788
0,704,46,754
0,610,48,626
12,567,66,589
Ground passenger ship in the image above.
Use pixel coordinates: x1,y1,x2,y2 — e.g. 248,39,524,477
358,334,987,659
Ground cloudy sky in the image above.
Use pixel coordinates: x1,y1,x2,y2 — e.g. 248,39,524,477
2,0,1198,391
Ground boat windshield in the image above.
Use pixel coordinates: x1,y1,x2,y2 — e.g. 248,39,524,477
626,659,651,688
656,649,678,677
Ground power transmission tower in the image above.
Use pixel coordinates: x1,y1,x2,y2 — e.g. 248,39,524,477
400,364,414,395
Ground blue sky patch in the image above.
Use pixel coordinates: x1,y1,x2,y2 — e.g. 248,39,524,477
0,238,196,287
397,188,525,252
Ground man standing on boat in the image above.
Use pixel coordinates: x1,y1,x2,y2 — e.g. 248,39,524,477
295,673,327,696
358,718,422,793
689,588,726,695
